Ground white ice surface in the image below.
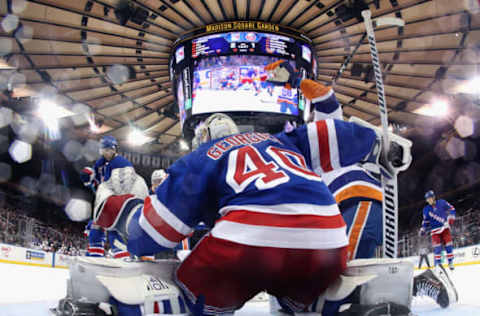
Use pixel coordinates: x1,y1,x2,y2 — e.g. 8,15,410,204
0,262,479,315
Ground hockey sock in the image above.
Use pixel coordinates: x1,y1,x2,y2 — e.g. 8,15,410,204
445,244,454,264
433,246,442,266
87,227,105,257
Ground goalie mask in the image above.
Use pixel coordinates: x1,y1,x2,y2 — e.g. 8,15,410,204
193,113,239,148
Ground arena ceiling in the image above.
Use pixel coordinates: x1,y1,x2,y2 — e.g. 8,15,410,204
1,0,480,155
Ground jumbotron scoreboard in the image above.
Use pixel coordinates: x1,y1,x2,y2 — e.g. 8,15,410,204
169,21,317,139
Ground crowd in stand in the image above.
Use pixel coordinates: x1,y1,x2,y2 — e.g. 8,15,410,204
0,203,87,256
2,192,480,259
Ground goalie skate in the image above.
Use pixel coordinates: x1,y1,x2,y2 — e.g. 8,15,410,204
413,268,458,308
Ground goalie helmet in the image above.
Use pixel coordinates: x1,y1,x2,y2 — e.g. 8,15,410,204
193,113,239,147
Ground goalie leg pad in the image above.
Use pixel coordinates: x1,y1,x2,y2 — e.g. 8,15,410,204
344,258,414,308
67,257,179,304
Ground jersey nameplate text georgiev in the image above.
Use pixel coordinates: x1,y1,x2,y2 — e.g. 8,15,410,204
206,132,281,160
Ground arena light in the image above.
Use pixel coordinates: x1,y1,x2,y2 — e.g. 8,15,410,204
179,139,189,151
127,128,152,146
88,116,100,133
37,99,74,133
456,76,480,95
413,99,449,117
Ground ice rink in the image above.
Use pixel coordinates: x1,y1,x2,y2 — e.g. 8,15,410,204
0,262,478,316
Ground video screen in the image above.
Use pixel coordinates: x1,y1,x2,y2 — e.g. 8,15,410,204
176,72,186,127
192,32,296,58
192,55,299,115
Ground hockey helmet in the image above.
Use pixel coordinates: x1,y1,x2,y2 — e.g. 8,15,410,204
151,169,167,184
193,113,239,147
424,190,435,199
100,135,118,150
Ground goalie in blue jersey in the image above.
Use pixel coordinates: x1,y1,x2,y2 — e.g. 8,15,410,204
87,65,413,316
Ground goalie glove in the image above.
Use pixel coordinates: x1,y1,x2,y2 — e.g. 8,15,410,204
80,167,98,191
264,60,302,89
350,117,413,178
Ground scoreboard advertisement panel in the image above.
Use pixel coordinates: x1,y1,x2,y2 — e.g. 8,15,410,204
169,22,316,136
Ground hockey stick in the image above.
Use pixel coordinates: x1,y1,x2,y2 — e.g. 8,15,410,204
331,17,404,86
362,10,403,259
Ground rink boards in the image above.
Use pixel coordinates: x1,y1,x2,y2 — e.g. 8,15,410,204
404,243,480,270
1,242,480,270
0,243,70,269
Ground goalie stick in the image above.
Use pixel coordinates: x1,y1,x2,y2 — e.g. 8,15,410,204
331,16,404,85
361,10,404,258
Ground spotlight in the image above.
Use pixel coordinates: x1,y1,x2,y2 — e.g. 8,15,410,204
457,76,480,95
413,99,449,117
36,99,74,135
128,128,152,146
179,139,189,151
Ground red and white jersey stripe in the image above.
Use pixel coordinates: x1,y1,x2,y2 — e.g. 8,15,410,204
87,246,105,256
139,195,194,248
212,203,348,249
307,120,341,174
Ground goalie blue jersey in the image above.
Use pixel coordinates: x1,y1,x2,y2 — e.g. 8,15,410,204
309,87,382,207
129,119,378,255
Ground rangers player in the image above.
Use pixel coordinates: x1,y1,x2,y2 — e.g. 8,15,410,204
79,135,148,259
420,190,456,271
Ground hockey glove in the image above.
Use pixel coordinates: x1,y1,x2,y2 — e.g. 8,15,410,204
80,167,98,192
350,117,412,178
264,60,302,89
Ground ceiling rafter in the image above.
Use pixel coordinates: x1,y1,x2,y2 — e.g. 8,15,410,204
216,0,228,21
0,14,172,48
92,0,191,33
314,9,474,48
28,0,178,39
297,0,344,29
91,0,188,32
0,34,170,53
266,0,281,22
307,0,433,39
109,96,173,118
276,1,298,24
256,0,266,20
5,62,167,71
133,0,197,28
201,0,217,23
7,51,169,59
60,74,168,94
180,0,208,25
